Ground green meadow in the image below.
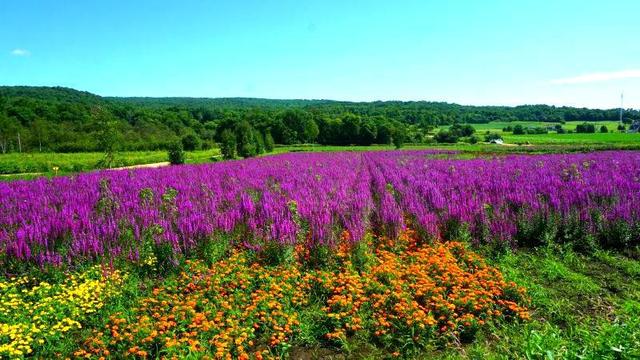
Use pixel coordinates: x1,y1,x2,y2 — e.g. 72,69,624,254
0,149,221,180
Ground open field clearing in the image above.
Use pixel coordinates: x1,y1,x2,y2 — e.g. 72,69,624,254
1,150,639,358
0,150,220,178
500,133,640,145
462,121,624,132
439,121,639,146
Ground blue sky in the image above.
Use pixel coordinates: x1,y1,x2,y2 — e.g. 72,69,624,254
2,0,640,108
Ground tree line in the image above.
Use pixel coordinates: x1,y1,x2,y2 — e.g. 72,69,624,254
1,86,638,154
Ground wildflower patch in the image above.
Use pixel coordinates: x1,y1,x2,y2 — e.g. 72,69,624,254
0,266,125,357
74,232,529,359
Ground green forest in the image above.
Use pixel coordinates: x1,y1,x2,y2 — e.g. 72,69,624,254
1,86,639,155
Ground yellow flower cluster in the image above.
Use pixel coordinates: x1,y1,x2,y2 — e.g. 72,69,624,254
0,323,38,357
0,266,125,358
142,253,157,268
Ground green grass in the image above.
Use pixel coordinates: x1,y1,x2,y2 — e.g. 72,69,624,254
0,149,220,179
502,132,640,145
428,246,640,359
463,120,622,132
441,120,639,146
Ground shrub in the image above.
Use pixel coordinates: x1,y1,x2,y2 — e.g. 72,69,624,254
450,123,476,137
393,131,405,149
167,142,185,165
434,130,459,143
235,121,258,158
238,140,257,158
264,132,275,152
576,123,596,133
220,129,237,160
526,127,548,134
181,133,202,151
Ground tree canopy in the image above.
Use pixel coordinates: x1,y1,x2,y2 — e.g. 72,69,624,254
1,86,638,153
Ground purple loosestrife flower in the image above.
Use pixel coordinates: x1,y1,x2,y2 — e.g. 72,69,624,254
1,150,639,266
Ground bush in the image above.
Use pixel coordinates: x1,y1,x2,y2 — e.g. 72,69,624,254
167,142,185,165
526,126,548,135
512,125,525,135
392,131,406,149
264,132,275,152
484,133,502,142
220,129,237,160
254,131,265,155
576,123,596,133
236,121,258,158
449,124,476,137
434,130,459,143
238,140,257,158
181,133,202,151
600,125,608,133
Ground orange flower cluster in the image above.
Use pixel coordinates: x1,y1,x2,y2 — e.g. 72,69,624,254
75,252,308,359
308,230,529,350
73,230,529,358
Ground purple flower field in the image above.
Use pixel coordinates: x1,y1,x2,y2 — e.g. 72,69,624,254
1,150,639,266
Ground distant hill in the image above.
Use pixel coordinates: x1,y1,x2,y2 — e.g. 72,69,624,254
0,86,105,105
1,86,638,153
107,96,337,108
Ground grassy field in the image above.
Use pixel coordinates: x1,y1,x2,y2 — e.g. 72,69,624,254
437,246,640,359
464,120,623,132
0,149,221,180
501,132,640,145
438,120,639,146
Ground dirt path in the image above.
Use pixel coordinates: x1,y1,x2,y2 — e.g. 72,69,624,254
1,162,171,178
110,162,171,170
0,172,43,177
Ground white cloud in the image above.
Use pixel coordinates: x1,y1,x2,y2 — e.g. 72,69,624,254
550,69,640,85
10,48,31,56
